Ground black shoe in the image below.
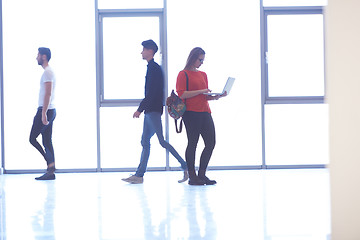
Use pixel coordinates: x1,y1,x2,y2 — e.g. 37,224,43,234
35,172,55,181
199,176,217,185
188,176,206,185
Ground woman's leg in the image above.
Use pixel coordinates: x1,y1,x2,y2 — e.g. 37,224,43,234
198,113,217,185
199,113,216,171
183,111,205,185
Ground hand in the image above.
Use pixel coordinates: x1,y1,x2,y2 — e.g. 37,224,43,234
220,91,228,97
133,111,141,118
206,91,227,101
203,89,211,94
214,95,221,100
42,114,49,125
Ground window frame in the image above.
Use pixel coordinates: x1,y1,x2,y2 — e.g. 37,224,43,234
261,6,325,105
0,0,4,174
260,5,327,169
96,8,166,107
95,7,170,171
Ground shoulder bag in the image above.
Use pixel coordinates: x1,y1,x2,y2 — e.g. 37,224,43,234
166,71,189,133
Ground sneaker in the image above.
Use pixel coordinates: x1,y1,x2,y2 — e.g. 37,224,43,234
122,175,143,184
199,176,217,185
35,172,55,181
178,170,189,183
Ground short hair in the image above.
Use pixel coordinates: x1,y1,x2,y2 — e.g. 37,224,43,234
141,40,158,54
38,47,51,61
184,47,206,70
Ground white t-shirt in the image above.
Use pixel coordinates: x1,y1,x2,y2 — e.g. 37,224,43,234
38,66,56,109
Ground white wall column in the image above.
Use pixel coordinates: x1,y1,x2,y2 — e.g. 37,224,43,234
327,0,360,239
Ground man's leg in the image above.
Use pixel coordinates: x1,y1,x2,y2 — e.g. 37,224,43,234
148,112,188,183
29,108,46,159
30,108,56,180
135,113,155,178
122,114,155,183
42,109,56,173
149,112,187,170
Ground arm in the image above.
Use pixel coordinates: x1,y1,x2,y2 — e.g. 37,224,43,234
135,62,163,117
176,71,210,99
180,89,210,99
42,82,52,125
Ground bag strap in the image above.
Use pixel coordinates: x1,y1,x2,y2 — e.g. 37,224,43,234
175,71,189,133
175,119,183,133
184,71,189,92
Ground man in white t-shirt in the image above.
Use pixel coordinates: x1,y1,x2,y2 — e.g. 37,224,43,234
29,47,56,180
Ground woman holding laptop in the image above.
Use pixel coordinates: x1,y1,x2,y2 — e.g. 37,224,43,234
176,47,227,185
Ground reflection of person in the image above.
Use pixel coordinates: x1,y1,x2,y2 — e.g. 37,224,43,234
176,47,226,185
30,47,57,180
185,187,217,240
32,182,56,239
122,40,188,184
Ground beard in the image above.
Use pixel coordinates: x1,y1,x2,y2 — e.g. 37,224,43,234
37,59,43,65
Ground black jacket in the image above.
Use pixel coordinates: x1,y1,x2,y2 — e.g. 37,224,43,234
137,59,164,114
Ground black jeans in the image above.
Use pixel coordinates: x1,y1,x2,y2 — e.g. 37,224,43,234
182,111,216,172
29,107,56,166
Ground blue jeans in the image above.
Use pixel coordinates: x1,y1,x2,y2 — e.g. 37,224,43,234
135,112,187,177
29,107,56,166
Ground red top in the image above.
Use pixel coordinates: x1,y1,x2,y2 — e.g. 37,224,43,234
176,70,211,113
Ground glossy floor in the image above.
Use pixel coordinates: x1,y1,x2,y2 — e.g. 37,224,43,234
0,169,331,240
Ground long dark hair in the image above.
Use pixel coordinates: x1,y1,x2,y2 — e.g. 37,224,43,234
184,47,205,70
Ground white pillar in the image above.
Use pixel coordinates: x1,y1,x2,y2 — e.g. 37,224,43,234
327,0,360,239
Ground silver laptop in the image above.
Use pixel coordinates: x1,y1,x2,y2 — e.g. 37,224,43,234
203,77,235,96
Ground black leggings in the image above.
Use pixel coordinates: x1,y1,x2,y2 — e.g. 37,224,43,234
183,111,216,172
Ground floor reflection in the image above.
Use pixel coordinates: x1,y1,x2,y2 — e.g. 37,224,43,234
31,181,56,240
0,170,331,240
184,187,217,240
0,175,6,240
137,184,159,240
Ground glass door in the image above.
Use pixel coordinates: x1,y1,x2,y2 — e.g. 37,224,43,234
97,10,166,170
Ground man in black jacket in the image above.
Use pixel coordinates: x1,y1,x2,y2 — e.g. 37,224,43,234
122,40,188,184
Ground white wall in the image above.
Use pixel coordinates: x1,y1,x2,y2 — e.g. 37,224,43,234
327,0,360,239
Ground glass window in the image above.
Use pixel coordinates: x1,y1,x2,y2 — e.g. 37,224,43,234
267,14,325,97
100,107,166,169
102,17,160,100
263,0,327,7
3,0,97,170
265,104,329,165
98,0,163,9
167,0,262,167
